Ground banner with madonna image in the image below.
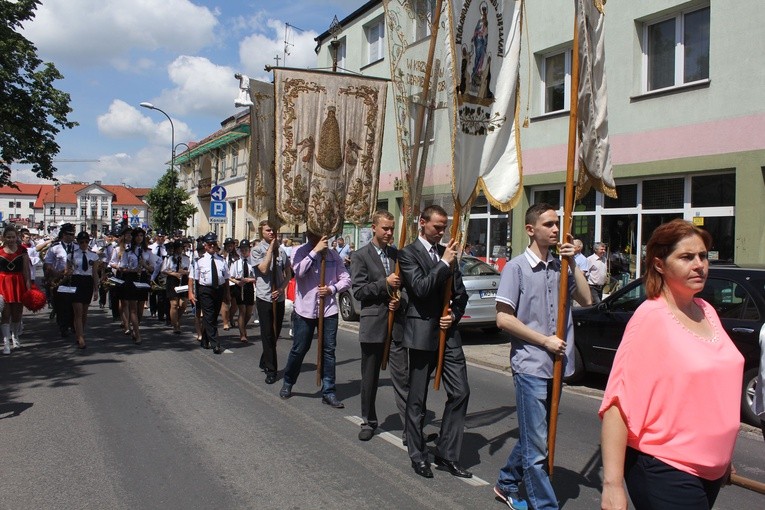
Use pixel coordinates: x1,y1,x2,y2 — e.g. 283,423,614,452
273,68,388,235
245,79,280,229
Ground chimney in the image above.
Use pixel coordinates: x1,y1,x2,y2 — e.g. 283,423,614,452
94,180,101,186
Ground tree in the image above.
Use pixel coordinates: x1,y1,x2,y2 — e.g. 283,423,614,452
146,168,197,233
0,0,77,185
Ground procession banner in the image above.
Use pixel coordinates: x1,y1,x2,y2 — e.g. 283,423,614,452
246,80,279,227
383,0,457,242
575,0,616,200
274,68,388,235
451,0,523,211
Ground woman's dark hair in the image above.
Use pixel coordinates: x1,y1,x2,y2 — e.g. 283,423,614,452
644,219,713,299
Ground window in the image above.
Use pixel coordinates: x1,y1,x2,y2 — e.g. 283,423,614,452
80,206,86,217
15,201,21,208
8,201,13,208
644,6,710,92
332,39,346,70
102,206,108,218
28,201,34,208
692,173,735,207
542,50,571,113
49,207,54,215
69,207,75,216
60,207,66,216
231,147,239,177
413,0,436,41
643,178,684,209
365,18,385,64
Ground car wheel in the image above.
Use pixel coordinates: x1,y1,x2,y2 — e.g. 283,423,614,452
563,346,585,384
339,292,358,322
741,367,759,426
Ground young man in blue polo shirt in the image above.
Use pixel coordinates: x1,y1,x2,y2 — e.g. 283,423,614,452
493,203,591,509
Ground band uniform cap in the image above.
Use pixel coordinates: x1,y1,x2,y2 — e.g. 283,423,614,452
238,239,251,249
60,223,75,234
156,230,166,236
203,232,218,244
76,231,90,242
171,239,184,249
116,225,132,236
224,237,235,245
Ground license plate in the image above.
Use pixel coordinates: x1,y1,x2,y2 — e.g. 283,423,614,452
479,290,496,299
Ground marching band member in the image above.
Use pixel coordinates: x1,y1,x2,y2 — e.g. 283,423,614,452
70,231,99,349
1,226,32,354
130,228,154,323
230,240,256,344
251,221,290,384
190,239,205,342
162,240,190,335
148,231,169,323
221,237,239,330
188,233,230,354
111,226,141,343
43,223,76,338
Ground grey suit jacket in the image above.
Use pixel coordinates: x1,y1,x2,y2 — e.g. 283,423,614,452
351,242,405,344
398,240,468,351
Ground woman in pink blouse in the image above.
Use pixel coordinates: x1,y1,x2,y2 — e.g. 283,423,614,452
599,219,744,510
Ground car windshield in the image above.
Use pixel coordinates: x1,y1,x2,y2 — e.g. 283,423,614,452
460,257,499,276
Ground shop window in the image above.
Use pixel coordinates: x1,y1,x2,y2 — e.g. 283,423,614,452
604,184,637,208
534,189,561,209
692,173,735,207
643,178,683,209
699,216,735,263
643,6,710,91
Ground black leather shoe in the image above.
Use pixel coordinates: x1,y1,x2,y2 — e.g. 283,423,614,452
202,340,211,349
426,432,438,443
212,346,222,354
321,394,345,409
265,373,277,385
411,460,433,478
279,384,292,399
358,428,374,441
433,455,473,478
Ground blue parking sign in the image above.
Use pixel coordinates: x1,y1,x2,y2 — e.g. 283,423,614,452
209,200,227,223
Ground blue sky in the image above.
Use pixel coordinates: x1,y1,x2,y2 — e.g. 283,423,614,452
15,0,363,186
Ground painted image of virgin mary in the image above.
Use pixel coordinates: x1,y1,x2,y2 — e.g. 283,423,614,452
470,2,489,90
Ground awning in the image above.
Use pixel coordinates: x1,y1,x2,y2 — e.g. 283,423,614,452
174,124,250,165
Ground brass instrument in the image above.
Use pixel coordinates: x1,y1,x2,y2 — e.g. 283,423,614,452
48,259,73,291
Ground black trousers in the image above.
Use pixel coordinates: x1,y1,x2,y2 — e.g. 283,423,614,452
199,285,225,348
256,298,285,374
359,338,408,432
625,447,724,510
405,341,470,464
149,290,169,319
53,288,73,332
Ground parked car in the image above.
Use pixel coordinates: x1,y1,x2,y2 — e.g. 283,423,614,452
571,266,765,425
339,255,501,331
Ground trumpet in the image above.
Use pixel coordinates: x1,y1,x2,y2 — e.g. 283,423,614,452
48,262,73,290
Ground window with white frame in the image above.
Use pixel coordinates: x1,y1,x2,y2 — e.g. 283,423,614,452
413,0,436,41
541,49,571,113
643,6,710,92
332,38,346,70
231,145,239,177
365,18,385,65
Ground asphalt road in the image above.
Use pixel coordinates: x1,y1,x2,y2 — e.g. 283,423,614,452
1,304,763,509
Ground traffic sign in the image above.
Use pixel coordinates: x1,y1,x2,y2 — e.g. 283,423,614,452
210,185,227,201
209,200,227,224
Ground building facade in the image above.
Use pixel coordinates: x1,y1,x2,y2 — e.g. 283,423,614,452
314,0,765,279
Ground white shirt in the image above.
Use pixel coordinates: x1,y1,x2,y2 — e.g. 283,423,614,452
586,253,608,286
71,247,99,276
192,252,230,287
44,242,75,272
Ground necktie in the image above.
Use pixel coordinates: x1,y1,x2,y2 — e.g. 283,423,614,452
243,259,249,278
175,256,181,271
430,245,439,264
381,248,390,275
211,255,219,287
81,252,88,271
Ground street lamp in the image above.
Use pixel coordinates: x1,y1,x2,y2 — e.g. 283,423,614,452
173,142,191,234
140,102,175,232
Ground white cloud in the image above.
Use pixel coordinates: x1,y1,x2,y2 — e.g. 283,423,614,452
11,168,78,184
83,149,168,187
97,99,193,150
22,0,218,68
239,18,320,81
152,56,240,117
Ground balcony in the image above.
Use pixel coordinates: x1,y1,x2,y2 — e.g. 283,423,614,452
198,177,211,198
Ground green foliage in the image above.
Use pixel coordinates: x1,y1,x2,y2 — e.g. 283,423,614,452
0,0,77,185
146,168,197,233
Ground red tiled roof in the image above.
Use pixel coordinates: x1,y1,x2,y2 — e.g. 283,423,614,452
23,182,148,208
37,183,83,205
0,183,44,196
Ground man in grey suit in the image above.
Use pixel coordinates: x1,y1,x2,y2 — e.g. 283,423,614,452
351,210,409,442
398,205,471,479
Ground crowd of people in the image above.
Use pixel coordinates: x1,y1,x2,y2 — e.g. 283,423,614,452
0,206,760,509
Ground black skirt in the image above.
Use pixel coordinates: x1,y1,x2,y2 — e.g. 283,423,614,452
233,283,255,306
165,275,189,299
71,275,94,304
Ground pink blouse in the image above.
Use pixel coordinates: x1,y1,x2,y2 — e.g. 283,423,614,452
599,296,744,480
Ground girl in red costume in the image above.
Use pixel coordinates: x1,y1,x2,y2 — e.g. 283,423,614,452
0,226,32,355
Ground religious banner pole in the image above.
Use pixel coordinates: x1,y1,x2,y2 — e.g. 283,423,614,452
316,252,327,386
548,9,580,477
381,0,445,371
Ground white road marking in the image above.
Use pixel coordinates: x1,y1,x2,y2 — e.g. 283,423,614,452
345,415,489,487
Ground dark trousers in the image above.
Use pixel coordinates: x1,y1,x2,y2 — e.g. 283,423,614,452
199,285,225,348
359,339,409,432
109,286,120,320
625,447,724,510
98,283,108,306
256,298,285,374
53,288,73,332
405,342,470,464
149,290,169,319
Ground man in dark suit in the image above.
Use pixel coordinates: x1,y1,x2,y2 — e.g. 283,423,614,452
398,205,471,479
351,210,409,442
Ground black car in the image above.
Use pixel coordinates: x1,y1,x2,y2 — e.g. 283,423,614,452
571,266,764,425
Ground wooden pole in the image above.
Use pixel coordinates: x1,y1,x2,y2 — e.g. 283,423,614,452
272,246,279,342
381,0,444,369
548,9,580,477
316,253,326,386
731,473,765,495
433,202,461,391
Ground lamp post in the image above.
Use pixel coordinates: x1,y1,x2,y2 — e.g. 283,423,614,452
140,102,175,232
173,142,190,234
52,182,61,229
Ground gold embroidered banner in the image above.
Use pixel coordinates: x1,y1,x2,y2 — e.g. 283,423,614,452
451,0,523,211
273,68,388,236
383,0,457,242
246,79,279,227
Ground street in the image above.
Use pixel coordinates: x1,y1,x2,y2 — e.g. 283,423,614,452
1,304,763,509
